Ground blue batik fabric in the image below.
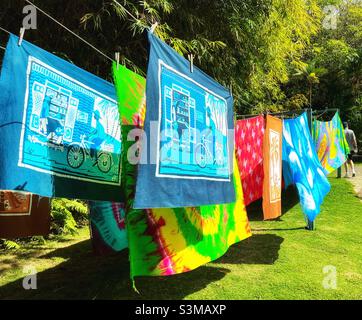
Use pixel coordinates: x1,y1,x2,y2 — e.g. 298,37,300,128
134,32,235,208
0,34,122,202
89,201,128,252
282,113,331,221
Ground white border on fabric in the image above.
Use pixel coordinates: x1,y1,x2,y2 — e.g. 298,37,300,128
0,192,32,217
17,56,121,186
155,59,231,182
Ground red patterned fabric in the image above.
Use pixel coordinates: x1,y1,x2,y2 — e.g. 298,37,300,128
235,116,265,206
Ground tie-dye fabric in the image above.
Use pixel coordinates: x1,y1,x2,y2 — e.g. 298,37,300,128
235,116,265,206
89,201,127,253
127,157,251,277
312,112,350,174
112,64,146,127
282,113,331,222
113,65,251,279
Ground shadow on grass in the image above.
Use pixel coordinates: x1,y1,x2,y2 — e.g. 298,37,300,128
253,227,305,232
246,185,300,222
216,234,283,265
0,239,229,300
0,234,284,299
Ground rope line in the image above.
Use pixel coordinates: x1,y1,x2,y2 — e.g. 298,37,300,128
113,0,140,22
0,26,11,35
25,0,114,62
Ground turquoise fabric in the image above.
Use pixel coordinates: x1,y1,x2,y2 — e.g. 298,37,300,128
89,201,127,252
282,113,331,222
0,34,122,202
134,32,235,209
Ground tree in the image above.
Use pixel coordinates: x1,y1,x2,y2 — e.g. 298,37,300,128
0,0,360,139
292,60,327,107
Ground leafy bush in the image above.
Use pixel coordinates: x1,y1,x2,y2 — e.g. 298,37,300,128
51,199,89,235
1,240,20,250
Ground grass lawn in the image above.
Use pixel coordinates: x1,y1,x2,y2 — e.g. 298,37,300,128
0,172,361,300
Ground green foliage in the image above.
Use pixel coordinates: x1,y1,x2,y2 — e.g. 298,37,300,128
51,199,88,235
0,239,20,250
0,1,360,131
285,94,310,111
0,0,321,111
1,1,360,112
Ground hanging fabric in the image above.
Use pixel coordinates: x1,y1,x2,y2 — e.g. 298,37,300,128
89,201,127,255
0,34,122,202
0,191,50,238
113,64,146,127
87,63,147,255
127,157,251,277
312,112,350,175
112,64,251,279
235,115,265,206
134,32,235,209
282,112,331,222
262,115,283,220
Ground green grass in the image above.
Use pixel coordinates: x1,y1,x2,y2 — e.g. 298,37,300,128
1,174,362,300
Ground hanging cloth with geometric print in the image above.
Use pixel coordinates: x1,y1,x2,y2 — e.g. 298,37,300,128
235,115,265,206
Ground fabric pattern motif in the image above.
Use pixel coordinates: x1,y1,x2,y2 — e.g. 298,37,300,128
235,115,265,206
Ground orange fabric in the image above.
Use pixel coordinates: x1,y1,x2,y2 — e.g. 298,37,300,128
0,191,50,238
262,115,283,220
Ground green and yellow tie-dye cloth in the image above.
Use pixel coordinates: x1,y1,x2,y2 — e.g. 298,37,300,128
113,63,251,278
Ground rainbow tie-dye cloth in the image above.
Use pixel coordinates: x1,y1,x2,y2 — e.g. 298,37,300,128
312,112,350,175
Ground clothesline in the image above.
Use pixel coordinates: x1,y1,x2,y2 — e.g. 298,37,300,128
24,0,114,63
236,108,309,120
237,108,343,121
0,26,11,51
312,108,340,119
0,26,11,35
2,1,154,67
313,108,339,114
112,0,140,23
